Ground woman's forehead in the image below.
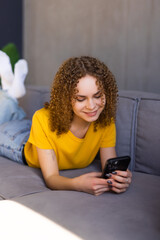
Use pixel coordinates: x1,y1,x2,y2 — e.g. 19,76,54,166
76,75,100,92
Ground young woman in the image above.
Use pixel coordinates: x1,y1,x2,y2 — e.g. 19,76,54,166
0,56,132,196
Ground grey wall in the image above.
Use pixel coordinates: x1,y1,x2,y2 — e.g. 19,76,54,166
23,0,160,93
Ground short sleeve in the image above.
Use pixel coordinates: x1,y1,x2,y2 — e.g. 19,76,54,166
100,123,116,148
28,111,52,149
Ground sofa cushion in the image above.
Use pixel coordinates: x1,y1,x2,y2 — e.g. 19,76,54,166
19,85,50,119
135,97,160,175
12,172,160,240
0,156,48,199
115,93,139,171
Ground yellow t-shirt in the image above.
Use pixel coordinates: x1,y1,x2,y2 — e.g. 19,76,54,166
24,108,116,169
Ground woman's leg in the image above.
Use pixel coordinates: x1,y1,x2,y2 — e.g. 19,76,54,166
0,119,31,164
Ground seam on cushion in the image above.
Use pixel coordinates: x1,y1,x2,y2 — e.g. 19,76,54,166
118,95,140,172
6,189,50,200
130,98,140,171
0,194,6,200
141,98,160,101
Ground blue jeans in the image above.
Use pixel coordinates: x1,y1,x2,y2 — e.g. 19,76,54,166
0,90,26,125
0,119,31,164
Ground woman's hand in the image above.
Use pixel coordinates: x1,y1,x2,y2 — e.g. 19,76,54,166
106,169,132,193
74,172,110,196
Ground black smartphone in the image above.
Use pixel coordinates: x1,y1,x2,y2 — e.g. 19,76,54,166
101,156,131,179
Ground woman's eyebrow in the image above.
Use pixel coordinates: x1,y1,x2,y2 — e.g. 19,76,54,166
76,91,101,97
76,94,86,97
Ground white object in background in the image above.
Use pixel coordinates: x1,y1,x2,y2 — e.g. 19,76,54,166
0,50,28,99
0,50,14,90
8,59,28,99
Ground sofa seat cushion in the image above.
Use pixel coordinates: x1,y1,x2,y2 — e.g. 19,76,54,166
0,156,48,199
12,172,160,240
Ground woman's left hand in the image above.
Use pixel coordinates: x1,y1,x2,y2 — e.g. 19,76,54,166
107,169,132,193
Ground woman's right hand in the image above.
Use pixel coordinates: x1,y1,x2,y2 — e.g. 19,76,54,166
74,172,110,196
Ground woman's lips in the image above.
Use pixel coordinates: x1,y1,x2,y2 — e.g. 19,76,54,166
84,110,98,117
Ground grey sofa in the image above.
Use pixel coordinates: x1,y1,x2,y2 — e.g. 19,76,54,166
0,85,160,240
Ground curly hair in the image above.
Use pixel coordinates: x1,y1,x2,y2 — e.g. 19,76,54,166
45,56,118,135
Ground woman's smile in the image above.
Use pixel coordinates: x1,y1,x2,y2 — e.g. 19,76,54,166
83,110,98,117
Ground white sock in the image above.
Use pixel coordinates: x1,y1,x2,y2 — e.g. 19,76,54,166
8,59,28,99
0,50,14,90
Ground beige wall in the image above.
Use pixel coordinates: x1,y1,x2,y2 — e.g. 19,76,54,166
23,0,160,93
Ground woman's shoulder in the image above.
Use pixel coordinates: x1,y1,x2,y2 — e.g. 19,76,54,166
33,107,50,120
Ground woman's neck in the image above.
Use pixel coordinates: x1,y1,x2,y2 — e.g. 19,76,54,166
70,116,91,139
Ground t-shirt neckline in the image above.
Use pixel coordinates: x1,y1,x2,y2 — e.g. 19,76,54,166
68,123,93,142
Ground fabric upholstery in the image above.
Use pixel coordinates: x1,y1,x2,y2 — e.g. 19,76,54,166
0,156,47,199
135,97,160,175
19,85,50,119
12,172,160,240
115,95,139,171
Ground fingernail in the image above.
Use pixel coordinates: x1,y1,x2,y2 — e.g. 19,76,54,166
107,180,112,184
112,171,117,175
105,173,111,178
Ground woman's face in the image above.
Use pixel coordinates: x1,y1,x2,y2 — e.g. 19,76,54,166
71,75,106,124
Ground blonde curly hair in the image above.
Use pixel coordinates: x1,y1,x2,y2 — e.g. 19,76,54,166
45,56,118,135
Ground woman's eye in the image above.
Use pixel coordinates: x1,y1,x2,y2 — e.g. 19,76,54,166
94,94,101,99
76,98,85,102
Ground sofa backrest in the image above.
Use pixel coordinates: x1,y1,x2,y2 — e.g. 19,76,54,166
116,90,160,176
19,86,160,176
19,85,50,119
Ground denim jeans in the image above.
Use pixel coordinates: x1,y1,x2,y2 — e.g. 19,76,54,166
0,90,26,125
0,119,31,164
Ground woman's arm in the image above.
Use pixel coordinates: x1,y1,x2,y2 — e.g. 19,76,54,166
37,147,77,190
100,147,117,170
100,147,132,193
36,147,110,196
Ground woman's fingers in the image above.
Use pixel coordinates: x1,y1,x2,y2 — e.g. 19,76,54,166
106,169,132,193
111,187,127,194
111,169,132,182
78,172,110,195
107,179,129,188
78,170,132,195
109,174,132,184
94,187,110,196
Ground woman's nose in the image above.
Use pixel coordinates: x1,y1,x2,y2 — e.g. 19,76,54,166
86,99,95,110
